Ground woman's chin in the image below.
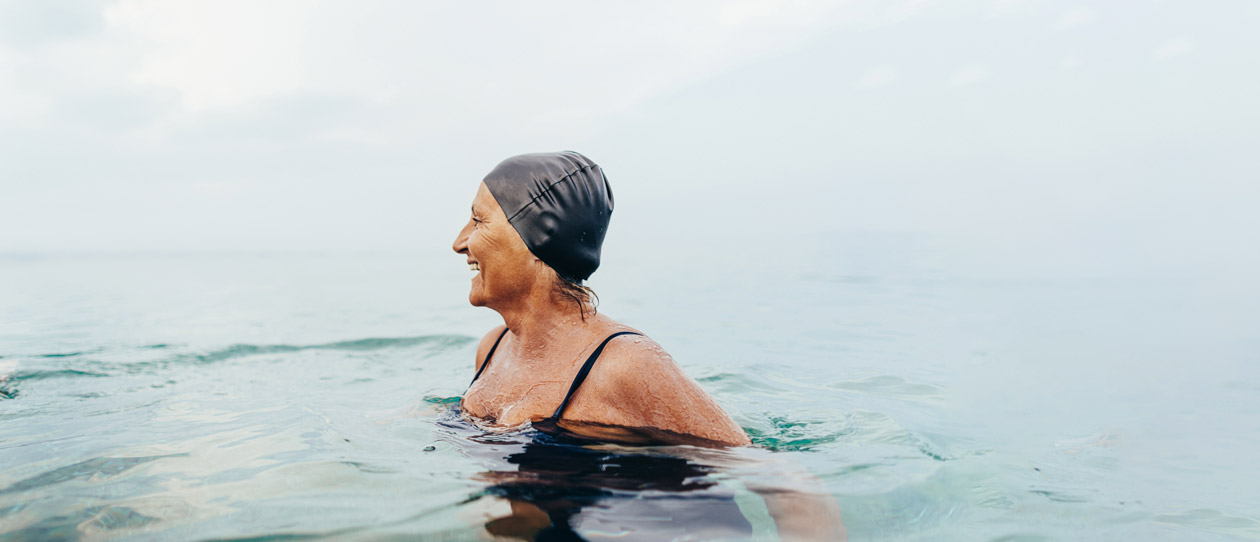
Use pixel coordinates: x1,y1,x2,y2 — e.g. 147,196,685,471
467,275,484,306
468,286,489,307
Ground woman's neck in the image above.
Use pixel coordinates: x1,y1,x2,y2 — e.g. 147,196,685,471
493,293,596,360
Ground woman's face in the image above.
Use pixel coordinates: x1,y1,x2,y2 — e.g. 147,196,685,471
452,182,538,308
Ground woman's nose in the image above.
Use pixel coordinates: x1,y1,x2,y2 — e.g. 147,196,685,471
452,223,470,254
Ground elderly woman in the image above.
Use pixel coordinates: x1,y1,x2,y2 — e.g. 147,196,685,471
452,151,750,447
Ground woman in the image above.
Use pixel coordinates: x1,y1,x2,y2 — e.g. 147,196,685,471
452,151,750,447
449,152,845,540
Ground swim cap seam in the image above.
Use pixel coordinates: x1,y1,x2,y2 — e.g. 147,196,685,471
504,164,600,223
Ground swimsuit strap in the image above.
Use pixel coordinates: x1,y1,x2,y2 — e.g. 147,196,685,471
551,331,642,420
469,327,510,386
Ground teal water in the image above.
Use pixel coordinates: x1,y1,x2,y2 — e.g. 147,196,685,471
1,244,1257,540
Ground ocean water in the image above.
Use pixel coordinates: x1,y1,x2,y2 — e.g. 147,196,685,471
1,240,1258,541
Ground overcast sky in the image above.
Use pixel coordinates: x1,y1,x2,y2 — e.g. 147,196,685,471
2,0,1257,281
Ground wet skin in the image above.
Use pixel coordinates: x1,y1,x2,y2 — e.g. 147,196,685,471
452,182,751,446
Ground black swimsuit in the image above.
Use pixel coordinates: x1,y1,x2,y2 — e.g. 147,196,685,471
468,328,641,423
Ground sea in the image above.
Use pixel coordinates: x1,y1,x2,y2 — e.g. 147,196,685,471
1,235,1257,540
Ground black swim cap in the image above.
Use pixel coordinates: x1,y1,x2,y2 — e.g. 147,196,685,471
482,151,613,283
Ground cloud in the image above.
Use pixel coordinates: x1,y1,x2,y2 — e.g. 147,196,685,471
0,0,881,252
948,63,990,87
718,0,835,29
56,88,180,130
887,0,932,22
103,0,859,118
105,0,315,112
1057,7,1097,29
857,66,901,88
0,0,108,48
1153,37,1195,61
987,0,1033,18
168,92,369,145
0,0,1256,271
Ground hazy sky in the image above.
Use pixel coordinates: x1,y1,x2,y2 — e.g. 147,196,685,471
2,0,1257,280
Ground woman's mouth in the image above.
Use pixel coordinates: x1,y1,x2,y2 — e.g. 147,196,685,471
469,262,480,271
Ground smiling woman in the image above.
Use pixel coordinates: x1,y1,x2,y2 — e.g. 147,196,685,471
451,151,751,446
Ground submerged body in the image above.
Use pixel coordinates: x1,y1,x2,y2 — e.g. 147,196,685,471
452,153,749,446
436,408,758,540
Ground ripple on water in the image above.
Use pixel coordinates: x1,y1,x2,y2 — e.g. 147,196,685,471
0,360,14,399
828,374,945,400
1154,508,1260,537
10,369,109,382
0,505,160,541
37,349,104,358
0,335,476,395
845,410,961,461
745,413,855,452
696,371,790,397
744,408,964,465
987,535,1053,542
0,455,185,497
187,335,474,365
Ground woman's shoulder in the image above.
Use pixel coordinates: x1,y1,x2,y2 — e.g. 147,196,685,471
584,317,671,373
593,329,674,376
578,319,751,445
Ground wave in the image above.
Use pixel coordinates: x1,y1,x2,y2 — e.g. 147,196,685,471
9,369,109,382
0,454,186,496
2,334,476,391
37,349,103,359
189,335,473,364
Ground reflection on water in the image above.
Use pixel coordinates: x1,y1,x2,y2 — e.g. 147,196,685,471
439,414,754,541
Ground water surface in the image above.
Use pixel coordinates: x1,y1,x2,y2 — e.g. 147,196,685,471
1,244,1257,540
